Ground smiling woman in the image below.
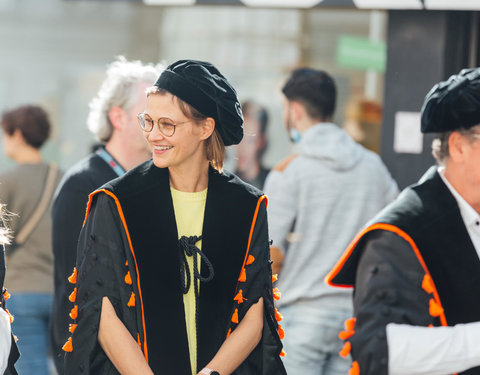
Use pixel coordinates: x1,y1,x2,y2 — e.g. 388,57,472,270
64,60,286,375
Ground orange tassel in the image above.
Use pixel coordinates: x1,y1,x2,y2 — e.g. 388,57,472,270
68,267,77,284
3,290,10,301
234,290,246,304
127,292,135,307
349,361,360,375
124,271,132,285
339,341,351,358
69,288,77,303
278,324,285,339
339,317,356,340
272,274,278,283
125,260,128,266
246,255,255,265
275,308,283,322
226,328,232,338
69,324,77,333
339,329,355,340
238,268,246,282
280,349,286,357
429,298,444,317
232,309,239,324
273,288,281,300
70,305,78,320
422,274,435,294
62,337,73,352
5,309,13,323
344,317,356,332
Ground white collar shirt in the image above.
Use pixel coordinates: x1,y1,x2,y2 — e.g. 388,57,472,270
438,167,480,258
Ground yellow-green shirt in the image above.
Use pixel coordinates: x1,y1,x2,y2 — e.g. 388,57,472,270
171,186,207,375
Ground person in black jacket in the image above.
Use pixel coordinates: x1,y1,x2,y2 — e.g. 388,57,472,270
63,60,286,375
326,67,480,375
50,57,163,374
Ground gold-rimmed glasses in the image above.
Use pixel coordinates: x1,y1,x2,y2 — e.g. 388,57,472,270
137,112,191,137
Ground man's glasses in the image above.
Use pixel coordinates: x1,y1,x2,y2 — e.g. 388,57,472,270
137,112,191,137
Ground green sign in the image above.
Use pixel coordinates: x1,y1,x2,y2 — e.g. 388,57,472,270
336,35,386,72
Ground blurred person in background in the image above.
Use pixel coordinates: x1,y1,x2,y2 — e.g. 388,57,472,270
50,56,163,374
264,68,398,375
235,100,270,189
327,67,480,375
0,105,63,375
343,98,382,154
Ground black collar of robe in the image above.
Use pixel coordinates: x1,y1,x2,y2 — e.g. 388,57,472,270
330,166,480,326
102,161,264,374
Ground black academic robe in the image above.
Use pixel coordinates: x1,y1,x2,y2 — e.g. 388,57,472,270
326,167,480,375
51,150,120,374
64,161,286,375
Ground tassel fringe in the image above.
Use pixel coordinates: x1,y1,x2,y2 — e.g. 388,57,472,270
62,337,73,352
69,288,77,303
124,271,132,285
68,267,77,284
127,292,135,307
70,305,78,320
232,308,239,324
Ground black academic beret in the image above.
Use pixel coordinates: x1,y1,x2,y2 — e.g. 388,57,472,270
421,67,480,133
154,60,243,146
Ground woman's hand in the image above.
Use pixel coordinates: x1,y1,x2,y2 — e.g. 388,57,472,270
98,296,154,375
199,297,264,375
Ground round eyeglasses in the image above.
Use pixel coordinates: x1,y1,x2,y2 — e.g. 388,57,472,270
137,112,191,137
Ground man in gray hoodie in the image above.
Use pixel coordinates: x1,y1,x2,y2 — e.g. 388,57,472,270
264,68,398,375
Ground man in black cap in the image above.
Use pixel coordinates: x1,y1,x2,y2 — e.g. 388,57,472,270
326,68,480,375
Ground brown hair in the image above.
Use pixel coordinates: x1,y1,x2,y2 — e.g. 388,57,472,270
147,87,226,172
1,105,51,149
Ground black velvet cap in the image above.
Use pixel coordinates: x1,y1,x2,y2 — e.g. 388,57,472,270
421,67,480,133
154,60,243,146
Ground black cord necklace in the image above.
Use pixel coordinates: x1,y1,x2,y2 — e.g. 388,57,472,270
178,235,215,371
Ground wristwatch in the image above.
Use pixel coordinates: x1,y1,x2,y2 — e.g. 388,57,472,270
200,368,220,375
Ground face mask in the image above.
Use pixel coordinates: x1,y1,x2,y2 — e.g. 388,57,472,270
289,127,302,143
285,103,301,143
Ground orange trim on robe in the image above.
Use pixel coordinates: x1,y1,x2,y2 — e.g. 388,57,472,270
235,195,268,292
83,189,149,362
229,195,269,335
325,223,448,326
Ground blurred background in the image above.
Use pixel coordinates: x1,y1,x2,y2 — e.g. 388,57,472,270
1,0,479,188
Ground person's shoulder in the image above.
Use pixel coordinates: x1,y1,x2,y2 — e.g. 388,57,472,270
101,159,159,197
56,153,114,193
272,154,299,173
218,169,265,201
61,153,99,179
0,165,19,182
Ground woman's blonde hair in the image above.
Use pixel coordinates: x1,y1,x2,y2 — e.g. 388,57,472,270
0,205,10,245
146,87,226,172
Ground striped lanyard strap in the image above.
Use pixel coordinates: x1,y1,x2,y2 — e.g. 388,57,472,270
96,148,126,177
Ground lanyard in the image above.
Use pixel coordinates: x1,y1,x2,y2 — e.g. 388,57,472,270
96,147,126,177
